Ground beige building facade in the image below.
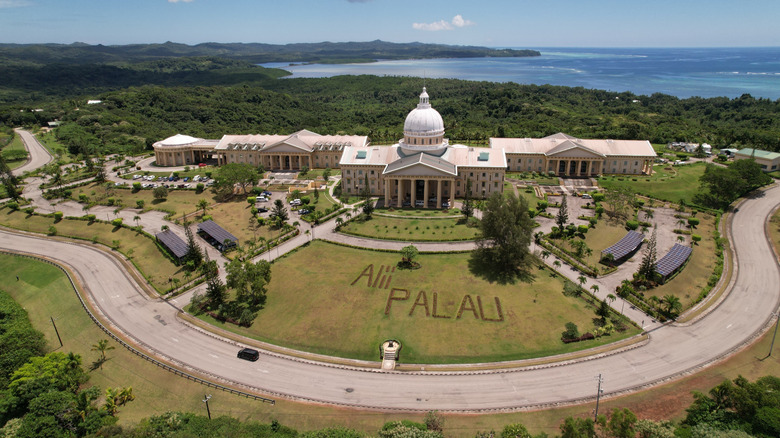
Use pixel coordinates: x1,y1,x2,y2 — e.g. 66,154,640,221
153,88,656,208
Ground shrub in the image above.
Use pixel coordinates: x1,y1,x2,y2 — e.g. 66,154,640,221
562,322,580,341
106,197,116,206
132,182,142,191
7,201,19,210
201,215,212,222
577,224,589,235
239,309,255,327
136,199,145,209
24,207,34,215
687,217,700,227
592,192,605,202
301,196,311,205
85,214,96,222
625,220,639,230
247,196,256,204
205,171,212,178
595,206,605,215
78,193,89,202
196,183,204,193
47,225,57,235
527,208,537,218
691,234,702,243
111,218,123,227
53,211,64,220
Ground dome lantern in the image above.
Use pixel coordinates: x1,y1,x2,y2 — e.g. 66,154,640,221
400,88,448,156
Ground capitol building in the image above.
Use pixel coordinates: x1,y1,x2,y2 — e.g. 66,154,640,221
154,88,656,208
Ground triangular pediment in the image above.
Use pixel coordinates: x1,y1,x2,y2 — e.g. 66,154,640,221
384,153,457,176
263,136,313,153
545,140,605,158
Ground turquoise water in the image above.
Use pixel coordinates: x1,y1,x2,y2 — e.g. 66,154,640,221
261,47,780,99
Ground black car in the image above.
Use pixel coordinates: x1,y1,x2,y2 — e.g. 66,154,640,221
237,347,259,362
257,207,268,213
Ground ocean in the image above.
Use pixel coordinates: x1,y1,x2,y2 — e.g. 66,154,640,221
260,47,780,100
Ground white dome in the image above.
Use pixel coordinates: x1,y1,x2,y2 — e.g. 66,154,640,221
157,133,200,147
403,87,444,137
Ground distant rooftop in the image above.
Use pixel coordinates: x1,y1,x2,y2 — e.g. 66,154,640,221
736,148,780,160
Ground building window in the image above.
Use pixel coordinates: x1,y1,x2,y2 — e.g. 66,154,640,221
371,170,375,175
470,172,473,177
482,173,486,177
494,173,498,177
634,161,638,166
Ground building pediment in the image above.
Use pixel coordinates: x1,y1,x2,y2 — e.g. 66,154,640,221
545,140,606,159
262,137,312,154
384,153,457,177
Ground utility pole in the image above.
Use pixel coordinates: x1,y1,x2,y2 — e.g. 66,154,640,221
50,316,63,347
594,374,604,422
202,394,212,420
768,311,780,358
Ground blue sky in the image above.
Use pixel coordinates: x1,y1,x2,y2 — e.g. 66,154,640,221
0,0,778,47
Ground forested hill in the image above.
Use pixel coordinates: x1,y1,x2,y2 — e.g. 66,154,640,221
0,40,540,66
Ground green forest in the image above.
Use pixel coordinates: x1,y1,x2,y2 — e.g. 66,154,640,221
2,59,779,157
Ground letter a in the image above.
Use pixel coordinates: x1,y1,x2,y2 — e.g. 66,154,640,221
409,291,430,317
456,294,479,319
350,264,374,286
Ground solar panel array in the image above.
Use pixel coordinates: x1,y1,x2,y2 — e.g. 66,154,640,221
156,230,188,259
655,243,693,277
602,230,645,260
198,220,238,246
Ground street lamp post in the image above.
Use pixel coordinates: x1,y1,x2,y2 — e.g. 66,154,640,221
594,374,604,422
202,394,212,420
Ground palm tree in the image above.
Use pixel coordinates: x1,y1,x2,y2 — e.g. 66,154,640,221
197,199,209,216
607,293,616,305
91,339,115,369
335,217,343,229
591,284,600,295
541,250,551,260
677,235,685,244
133,215,141,228
577,275,587,287
553,260,562,270
677,219,687,229
661,294,683,318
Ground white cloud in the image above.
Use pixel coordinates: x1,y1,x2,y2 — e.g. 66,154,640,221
168,0,194,3
0,0,32,8
413,15,474,32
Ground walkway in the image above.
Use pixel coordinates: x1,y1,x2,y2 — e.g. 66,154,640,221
11,129,54,176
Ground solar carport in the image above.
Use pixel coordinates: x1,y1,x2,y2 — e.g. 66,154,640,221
197,220,238,252
156,229,188,263
601,230,645,263
655,243,693,282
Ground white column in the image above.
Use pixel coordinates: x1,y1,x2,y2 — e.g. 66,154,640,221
436,180,442,209
397,179,403,207
384,178,391,207
423,179,430,209
410,179,417,207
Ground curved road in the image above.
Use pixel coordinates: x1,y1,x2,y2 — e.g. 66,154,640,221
11,129,54,176
1,183,779,411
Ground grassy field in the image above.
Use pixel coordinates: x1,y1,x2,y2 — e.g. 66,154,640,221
192,241,639,363
340,215,479,241
36,130,71,157
374,207,462,218
549,220,629,268
2,132,27,170
597,162,707,204
506,172,560,186
71,183,215,218
3,243,780,436
0,207,182,291
206,198,286,245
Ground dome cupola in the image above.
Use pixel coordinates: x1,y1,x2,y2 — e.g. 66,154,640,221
400,87,448,156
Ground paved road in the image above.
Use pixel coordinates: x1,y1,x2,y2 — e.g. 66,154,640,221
11,129,54,176
1,183,778,411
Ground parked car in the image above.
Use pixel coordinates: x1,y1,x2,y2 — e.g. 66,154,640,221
415,200,424,207
257,207,268,213
262,191,272,196
582,193,592,200
198,163,207,168
290,199,302,206
298,209,311,215
237,348,259,362
257,196,268,202
442,201,450,208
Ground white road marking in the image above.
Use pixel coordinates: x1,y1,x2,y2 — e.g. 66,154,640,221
171,337,179,342
726,324,733,329
209,354,219,359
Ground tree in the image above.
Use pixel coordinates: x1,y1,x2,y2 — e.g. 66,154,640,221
500,423,531,438
596,300,611,322
182,225,203,268
636,227,658,284
462,178,474,218
213,163,258,197
270,199,288,226
604,187,633,220
694,144,706,158
362,174,374,218
322,167,332,183
661,294,682,318
201,253,225,309
90,339,115,363
471,192,534,283
197,198,209,216
400,244,419,268
559,416,596,438
556,195,569,231
153,185,168,200
226,258,272,306
607,408,638,438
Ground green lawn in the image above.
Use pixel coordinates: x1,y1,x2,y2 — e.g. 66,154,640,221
506,172,560,186
2,132,27,170
0,207,182,292
71,183,216,218
374,207,461,218
597,162,707,204
192,241,639,364
339,214,479,241
36,130,71,158
298,168,342,180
